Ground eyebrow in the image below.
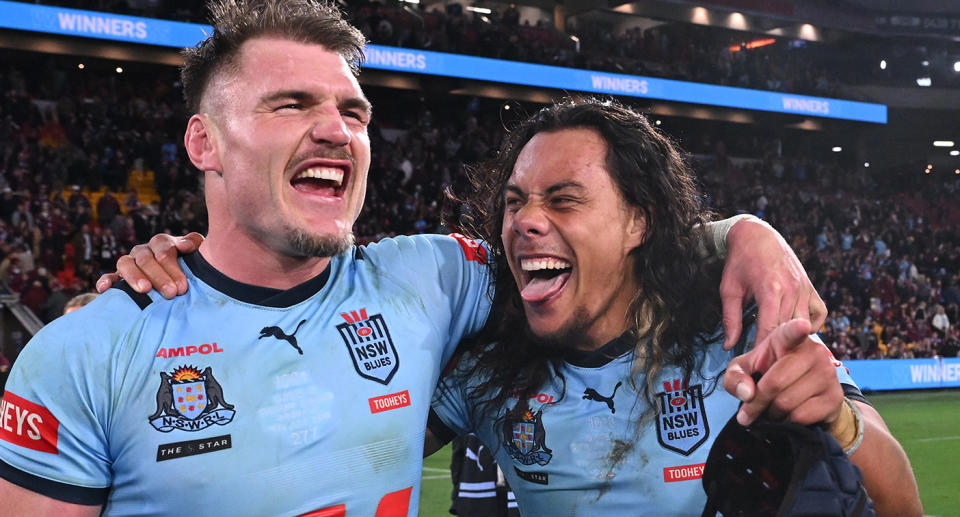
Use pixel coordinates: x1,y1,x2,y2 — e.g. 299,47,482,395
259,90,373,117
504,181,586,196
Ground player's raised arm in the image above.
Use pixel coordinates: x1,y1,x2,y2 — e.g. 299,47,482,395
96,233,204,298
706,215,827,349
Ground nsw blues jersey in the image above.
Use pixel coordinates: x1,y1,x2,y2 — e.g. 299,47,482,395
430,325,860,516
0,234,491,516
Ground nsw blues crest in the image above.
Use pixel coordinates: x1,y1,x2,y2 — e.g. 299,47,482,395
337,308,399,385
148,365,236,432
656,378,709,455
503,407,552,466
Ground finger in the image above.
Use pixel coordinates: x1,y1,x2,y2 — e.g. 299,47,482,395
144,234,187,296
723,356,760,408
786,393,843,426
753,293,781,349
176,232,204,252
157,248,190,296
761,367,821,422
747,318,812,376
95,272,122,293
116,254,153,294
779,284,802,325
127,245,178,298
742,331,833,424
721,294,745,349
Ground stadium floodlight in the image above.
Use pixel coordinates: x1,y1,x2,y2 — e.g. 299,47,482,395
954,61,960,73
864,162,870,168
922,60,930,67
916,77,931,87
880,59,887,70
933,141,955,147
116,67,123,73
950,150,960,156
832,146,842,152
466,6,492,14
77,63,84,69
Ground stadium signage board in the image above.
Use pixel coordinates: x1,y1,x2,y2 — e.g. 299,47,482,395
845,358,960,391
0,1,887,124
0,0,206,47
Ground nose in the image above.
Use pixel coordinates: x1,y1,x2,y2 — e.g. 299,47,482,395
309,108,351,147
511,201,549,237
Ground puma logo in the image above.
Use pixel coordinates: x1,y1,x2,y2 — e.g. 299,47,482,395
465,444,485,471
259,319,307,355
583,381,622,414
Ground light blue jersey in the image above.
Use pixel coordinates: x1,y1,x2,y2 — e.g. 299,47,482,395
430,326,861,516
0,234,491,516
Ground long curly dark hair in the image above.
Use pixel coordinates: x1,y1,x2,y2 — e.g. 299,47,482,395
444,97,724,424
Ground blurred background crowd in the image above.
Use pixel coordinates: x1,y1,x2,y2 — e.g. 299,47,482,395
1,0,958,365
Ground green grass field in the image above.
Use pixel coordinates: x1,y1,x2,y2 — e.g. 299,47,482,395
417,390,960,516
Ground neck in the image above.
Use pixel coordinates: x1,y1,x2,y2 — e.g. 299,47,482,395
200,229,333,290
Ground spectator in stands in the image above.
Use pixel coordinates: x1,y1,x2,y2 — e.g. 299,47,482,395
932,304,950,338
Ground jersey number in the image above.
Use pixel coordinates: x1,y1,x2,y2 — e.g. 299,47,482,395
299,487,412,517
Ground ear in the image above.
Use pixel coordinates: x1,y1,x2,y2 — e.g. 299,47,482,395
624,208,647,251
183,114,222,174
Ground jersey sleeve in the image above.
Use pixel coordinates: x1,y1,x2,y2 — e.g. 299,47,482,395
429,363,477,442
0,288,147,504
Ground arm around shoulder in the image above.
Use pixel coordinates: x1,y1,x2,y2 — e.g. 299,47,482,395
849,401,923,517
0,478,101,517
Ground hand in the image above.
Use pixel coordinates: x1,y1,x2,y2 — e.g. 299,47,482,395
724,318,844,427
95,233,203,299
720,218,827,349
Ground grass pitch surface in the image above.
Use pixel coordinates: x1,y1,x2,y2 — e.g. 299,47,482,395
418,389,960,516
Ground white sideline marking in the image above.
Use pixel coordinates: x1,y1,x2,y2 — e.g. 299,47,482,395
422,467,448,472
422,474,451,480
914,435,960,443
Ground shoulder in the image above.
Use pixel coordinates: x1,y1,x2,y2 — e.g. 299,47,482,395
14,283,160,372
41,282,157,336
358,233,488,266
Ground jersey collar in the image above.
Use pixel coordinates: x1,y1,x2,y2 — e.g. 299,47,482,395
563,331,636,368
183,251,332,308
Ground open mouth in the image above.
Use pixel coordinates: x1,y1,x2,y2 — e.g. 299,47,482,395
519,257,572,303
290,166,349,197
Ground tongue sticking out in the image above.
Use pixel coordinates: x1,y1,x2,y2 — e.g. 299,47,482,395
521,271,571,302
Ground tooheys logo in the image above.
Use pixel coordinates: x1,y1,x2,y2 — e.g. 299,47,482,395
0,392,60,454
337,308,399,385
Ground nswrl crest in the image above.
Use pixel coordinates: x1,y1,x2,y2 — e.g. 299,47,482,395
502,406,552,466
148,365,236,432
337,308,399,385
656,378,709,456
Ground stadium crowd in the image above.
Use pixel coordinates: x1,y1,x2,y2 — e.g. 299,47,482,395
0,51,958,364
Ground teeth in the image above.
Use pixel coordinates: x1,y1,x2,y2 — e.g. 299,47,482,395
295,167,344,187
520,258,571,271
